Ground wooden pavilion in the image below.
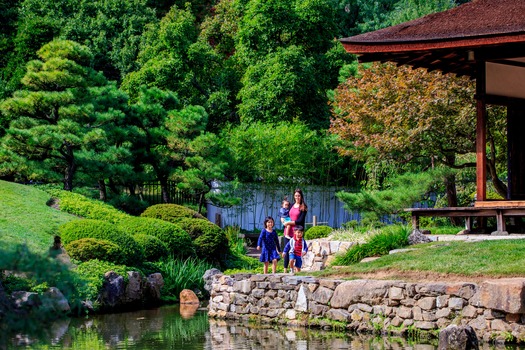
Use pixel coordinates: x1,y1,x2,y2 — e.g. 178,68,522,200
339,0,525,234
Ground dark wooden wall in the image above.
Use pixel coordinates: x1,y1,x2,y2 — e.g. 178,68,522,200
507,103,525,199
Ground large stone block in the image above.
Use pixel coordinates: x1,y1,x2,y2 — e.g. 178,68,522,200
438,325,479,350
326,308,351,322
312,286,334,305
295,285,308,312
331,280,394,309
479,279,525,313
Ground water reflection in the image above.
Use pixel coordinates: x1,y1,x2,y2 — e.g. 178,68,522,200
4,306,525,350
208,319,434,350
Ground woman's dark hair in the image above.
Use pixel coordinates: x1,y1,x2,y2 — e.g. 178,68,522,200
264,216,275,228
294,188,308,212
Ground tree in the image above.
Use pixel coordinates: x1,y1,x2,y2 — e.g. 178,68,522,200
234,0,352,129
129,88,217,204
174,132,229,213
1,0,156,99
128,87,179,203
223,121,323,184
330,62,478,210
122,5,240,132
0,40,132,191
74,83,136,200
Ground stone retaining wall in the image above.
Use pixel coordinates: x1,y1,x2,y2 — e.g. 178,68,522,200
208,273,525,344
297,239,353,271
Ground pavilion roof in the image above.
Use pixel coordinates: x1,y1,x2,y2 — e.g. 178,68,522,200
340,0,525,77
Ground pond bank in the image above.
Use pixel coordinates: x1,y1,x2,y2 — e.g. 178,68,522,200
208,273,525,345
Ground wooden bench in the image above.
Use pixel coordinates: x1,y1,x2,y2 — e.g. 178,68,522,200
407,201,525,235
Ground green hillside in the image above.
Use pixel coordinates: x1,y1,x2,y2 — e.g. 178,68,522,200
0,180,79,253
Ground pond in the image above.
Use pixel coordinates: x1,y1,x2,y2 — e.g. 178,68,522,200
3,305,525,349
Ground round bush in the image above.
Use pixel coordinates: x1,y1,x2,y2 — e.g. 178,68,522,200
176,218,228,261
58,219,144,266
140,204,206,224
65,238,124,263
305,225,333,240
116,217,195,258
133,234,169,261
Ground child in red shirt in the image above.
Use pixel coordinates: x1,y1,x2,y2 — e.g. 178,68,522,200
282,226,308,273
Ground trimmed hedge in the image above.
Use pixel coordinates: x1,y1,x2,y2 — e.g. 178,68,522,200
46,189,129,223
58,219,144,266
116,217,195,258
133,234,169,261
140,204,206,224
305,225,333,240
65,238,123,263
176,218,228,261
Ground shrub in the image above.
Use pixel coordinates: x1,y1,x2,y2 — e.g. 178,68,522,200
133,234,169,261
74,259,129,303
45,189,129,223
58,219,144,266
305,225,333,240
176,218,228,261
116,217,195,258
140,204,206,224
333,225,410,265
65,238,123,263
108,194,149,216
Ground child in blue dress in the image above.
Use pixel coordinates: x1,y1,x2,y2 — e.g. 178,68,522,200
257,216,281,274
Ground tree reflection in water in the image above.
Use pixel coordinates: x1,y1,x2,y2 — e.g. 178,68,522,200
4,306,525,349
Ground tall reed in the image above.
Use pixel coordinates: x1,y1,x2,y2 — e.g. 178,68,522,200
154,256,215,302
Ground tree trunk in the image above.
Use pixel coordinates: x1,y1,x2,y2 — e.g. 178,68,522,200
108,177,120,195
98,179,107,201
63,144,76,191
160,177,171,203
487,136,508,198
198,192,205,214
127,183,136,196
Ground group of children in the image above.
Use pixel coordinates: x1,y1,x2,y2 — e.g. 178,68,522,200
256,199,308,274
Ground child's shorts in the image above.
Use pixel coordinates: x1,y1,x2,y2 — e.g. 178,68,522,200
289,253,303,268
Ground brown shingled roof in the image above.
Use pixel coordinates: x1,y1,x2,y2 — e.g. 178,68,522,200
340,0,525,77
345,0,525,44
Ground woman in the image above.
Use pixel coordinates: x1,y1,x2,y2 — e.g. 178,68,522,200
283,188,308,272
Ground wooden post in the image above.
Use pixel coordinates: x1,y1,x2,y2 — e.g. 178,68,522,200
215,213,222,228
475,61,487,202
411,214,419,230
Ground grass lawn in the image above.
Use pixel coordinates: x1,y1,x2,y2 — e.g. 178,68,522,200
0,180,79,253
313,238,525,281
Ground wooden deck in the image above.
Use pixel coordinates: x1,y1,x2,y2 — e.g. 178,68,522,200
407,201,525,235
